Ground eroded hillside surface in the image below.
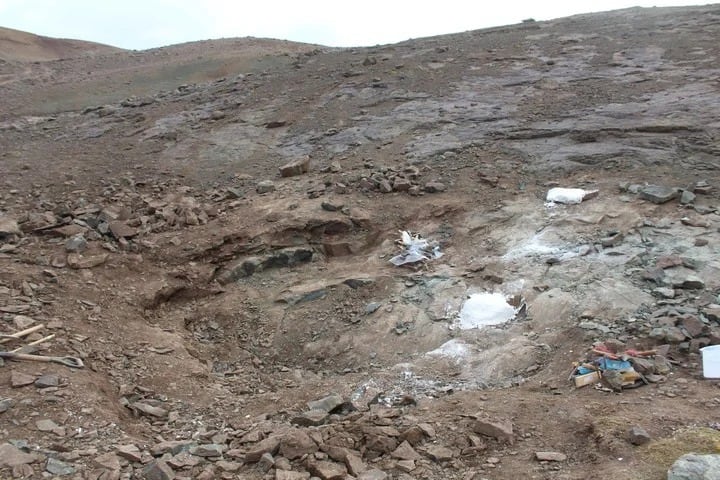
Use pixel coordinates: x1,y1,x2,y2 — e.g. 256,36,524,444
2,6,720,480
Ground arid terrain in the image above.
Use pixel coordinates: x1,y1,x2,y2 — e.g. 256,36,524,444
2,5,720,480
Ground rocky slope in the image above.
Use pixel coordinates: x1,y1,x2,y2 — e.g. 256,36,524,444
1,5,720,480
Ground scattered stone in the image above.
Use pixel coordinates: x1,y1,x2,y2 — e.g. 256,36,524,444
94,452,121,471
668,453,720,480
344,453,366,476
676,275,705,290
378,179,393,193
12,463,34,478
150,440,195,456
0,398,14,413
391,441,421,460
276,471,311,480
217,460,241,472
116,444,142,463
279,429,318,460
36,419,64,436
45,458,75,476
695,238,709,247
257,180,276,194
307,394,344,413
35,374,60,389
108,221,138,239
258,452,275,472
67,252,108,269
0,443,38,467
393,178,412,192
639,185,679,204
680,190,696,204
396,459,416,472
321,201,342,212
13,315,36,329
653,287,676,299
357,470,389,480
131,401,168,418
190,444,224,457
472,418,514,444
65,234,87,253
424,445,454,462
682,216,710,228
291,410,329,427
535,451,567,462
0,216,21,238
244,436,281,462
308,460,347,480
280,157,311,177
424,181,447,193
628,426,651,445
656,255,683,269
11,371,36,388
142,459,175,480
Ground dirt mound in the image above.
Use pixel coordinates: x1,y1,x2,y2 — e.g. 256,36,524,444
2,5,720,480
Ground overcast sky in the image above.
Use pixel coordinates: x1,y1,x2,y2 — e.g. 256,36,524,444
0,1,711,50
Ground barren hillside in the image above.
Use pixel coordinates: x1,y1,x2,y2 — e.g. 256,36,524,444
1,5,720,480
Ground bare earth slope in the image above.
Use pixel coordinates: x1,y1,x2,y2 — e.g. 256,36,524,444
0,26,122,61
1,5,720,480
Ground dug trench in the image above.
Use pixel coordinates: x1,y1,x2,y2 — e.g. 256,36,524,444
2,5,720,480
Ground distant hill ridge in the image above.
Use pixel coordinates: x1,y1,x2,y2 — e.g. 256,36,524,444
0,26,122,62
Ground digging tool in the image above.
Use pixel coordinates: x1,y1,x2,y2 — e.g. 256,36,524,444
0,324,45,344
0,351,84,368
10,334,56,353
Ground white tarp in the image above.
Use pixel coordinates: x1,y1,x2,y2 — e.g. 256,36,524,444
546,187,598,205
389,231,443,266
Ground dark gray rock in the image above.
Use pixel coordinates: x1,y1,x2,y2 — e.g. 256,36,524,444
639,185,679,204
680,189,696,205
256,180,276,194
64,234,87,253
628,426,651,445
46,458,75,476
35,374,60,389
143,459,175,480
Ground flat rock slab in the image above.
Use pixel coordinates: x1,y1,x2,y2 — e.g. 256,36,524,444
0,443,39,467
279,157,310,177
535,451,567,462
11,371,36,387
307,393,344,413
639,185,679,204
46,457,75,475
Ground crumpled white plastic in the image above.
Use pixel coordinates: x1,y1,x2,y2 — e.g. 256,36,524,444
389,231,443,266
545,187,598,205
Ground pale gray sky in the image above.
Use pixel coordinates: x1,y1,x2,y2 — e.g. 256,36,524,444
0,1,710,50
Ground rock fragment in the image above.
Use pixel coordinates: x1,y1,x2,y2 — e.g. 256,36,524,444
279,429,318,460
639,185,679,204
280,157,310,177
628,426,651,445
257,180,276,193
307,393,344,413
0,443,39,467
46,457,75,475
472,418,514,444
143,459,175,480
423,445,454,462
11,371,36,388
535,451,567,462
35,374,59,389
668,454,720,480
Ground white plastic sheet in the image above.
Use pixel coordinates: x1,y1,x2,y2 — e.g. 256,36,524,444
389,231,443,266
546,187,598,205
